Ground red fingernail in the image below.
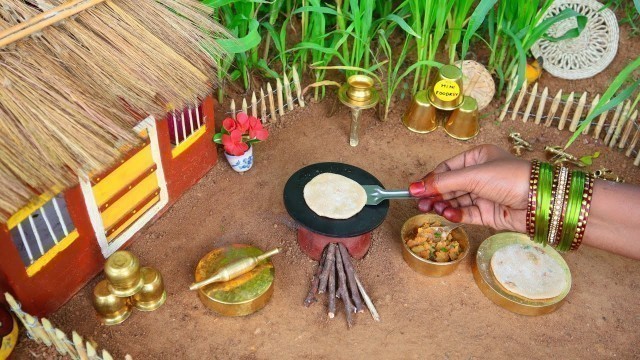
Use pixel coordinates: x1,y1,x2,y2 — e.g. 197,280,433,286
418,198,432,212
443,208,463,223
409,181,426,196
434,201,450,215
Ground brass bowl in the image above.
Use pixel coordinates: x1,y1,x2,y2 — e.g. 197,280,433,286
132,267,167,311
429,65,464,110
104,251,144,298
400,214,470,277
346,75,375,103
402,90,438,133
92,280,132,326
472,232,571,316
195,244,275,317
444,96,479,140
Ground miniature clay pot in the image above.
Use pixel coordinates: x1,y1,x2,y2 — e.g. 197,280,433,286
104,251,144,298
92,280,132,325
131,267,167,311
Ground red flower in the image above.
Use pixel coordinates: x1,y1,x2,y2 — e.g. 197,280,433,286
248,116,269,140
236,112,251,133
221,129,249,156
222,117,237,132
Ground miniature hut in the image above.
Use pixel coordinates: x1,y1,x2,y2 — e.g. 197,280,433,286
0,0,229,315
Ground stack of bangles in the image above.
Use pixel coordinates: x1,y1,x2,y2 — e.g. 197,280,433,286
527,160,595,251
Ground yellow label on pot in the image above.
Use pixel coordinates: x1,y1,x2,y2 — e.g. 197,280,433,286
433,80,460,102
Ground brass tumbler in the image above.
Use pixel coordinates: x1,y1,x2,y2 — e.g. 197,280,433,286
429,65,464,110
132,267,167,311
92,280,132,325
444,96,479,140
104,251,144,297
402,90,438,133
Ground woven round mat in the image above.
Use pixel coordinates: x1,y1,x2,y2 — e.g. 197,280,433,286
531,0,619,80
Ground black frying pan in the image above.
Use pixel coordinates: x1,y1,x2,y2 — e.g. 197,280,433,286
283,162,390,238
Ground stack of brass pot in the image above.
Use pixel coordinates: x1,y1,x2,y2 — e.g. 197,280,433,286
92,251,166,325
403,64,480,140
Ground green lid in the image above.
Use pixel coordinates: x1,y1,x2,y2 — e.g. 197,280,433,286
439,65,462,80
460,96,478,112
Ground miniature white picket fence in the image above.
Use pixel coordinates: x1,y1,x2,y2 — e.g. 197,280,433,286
227,67,305,122
499,80,640,166
4,293,129,360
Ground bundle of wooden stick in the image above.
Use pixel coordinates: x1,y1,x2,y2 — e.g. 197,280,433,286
304,243,380,327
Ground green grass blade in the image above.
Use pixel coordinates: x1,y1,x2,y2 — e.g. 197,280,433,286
216,19,261,53
569,56,640,147
384,14,421,38
524,8,585,49
293,5,339,16
461,0,497,60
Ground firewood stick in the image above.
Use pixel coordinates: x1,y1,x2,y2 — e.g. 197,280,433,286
340,288,354,328
304,247,328,307
328,252,336,319
318,244,336,294
355,274,380,322
335,250,354,327
338,244,364,313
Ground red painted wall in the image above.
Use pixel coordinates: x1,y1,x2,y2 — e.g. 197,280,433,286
0,96,218,316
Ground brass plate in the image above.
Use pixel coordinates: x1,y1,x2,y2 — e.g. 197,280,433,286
473,232,572,316
195,244,274,317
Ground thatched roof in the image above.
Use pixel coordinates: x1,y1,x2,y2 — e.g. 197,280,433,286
0,0,228,222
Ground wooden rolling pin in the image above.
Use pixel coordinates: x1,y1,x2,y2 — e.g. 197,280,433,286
189,248,280,290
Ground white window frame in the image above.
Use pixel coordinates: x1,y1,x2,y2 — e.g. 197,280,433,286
79,116,169,258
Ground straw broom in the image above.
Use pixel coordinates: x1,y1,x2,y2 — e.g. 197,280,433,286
0,0,230,222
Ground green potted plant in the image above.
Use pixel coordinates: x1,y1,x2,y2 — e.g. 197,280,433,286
213,112,269,172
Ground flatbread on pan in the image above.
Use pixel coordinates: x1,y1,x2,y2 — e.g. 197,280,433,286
490,244,567,300
303,173,367,219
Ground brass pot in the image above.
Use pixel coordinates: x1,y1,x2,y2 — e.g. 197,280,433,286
429,65,464,110
92,280,132,325
132,267,167,311
444,96,479,140
104,251,144,297
402,90,438,133
346,75,375,103
400,214,470,277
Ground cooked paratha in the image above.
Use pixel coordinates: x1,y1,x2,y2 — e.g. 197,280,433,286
303,173,367,219
490,244,567,300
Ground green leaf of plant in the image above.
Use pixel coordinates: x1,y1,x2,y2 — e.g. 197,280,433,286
384,14,420,38
213,132,223,144
542,15,587,42
216,19,261,54
293,5,339,16
461,0,497,60
579,156,593,165
524,8,585,50
569,55,640,147
635,0,640,14
593,151,600,159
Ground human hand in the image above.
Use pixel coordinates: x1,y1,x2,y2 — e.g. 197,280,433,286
409,144,531,232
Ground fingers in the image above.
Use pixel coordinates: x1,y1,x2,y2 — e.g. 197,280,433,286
410,145,513,197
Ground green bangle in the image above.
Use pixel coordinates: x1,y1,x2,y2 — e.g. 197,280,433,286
534,162,553,246
557,170,586,252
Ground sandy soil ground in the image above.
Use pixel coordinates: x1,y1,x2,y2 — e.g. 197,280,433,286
12,21,640,360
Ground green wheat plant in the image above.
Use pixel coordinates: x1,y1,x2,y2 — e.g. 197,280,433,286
486,0,587,94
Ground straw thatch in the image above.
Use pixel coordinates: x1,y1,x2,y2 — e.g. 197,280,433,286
0,0,229,222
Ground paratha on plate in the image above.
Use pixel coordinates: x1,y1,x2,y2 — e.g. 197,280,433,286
303,173,367,219
490,244,567,300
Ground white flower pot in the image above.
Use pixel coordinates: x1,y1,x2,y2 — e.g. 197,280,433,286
224,145,253,172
